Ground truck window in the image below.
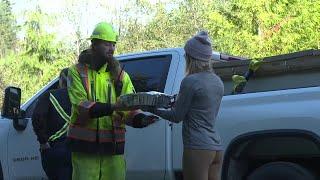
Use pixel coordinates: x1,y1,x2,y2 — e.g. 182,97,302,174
120,55,172,93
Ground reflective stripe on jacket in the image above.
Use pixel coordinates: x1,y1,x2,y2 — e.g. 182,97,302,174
48,93,70,142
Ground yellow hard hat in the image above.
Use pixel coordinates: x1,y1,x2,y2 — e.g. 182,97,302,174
89,22,118,43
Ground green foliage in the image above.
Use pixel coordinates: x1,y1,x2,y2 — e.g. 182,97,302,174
117,0,217,53
0,0,17,58
0,5,75,108
0,52,74,105
204,0,320,57
118,0,320,59
23,6,64,61
1,0,320,109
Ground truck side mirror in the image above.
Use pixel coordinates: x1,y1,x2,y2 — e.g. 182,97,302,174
1,86,21,119
1,86,27,131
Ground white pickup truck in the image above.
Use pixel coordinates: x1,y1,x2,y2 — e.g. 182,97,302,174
1,48,320,180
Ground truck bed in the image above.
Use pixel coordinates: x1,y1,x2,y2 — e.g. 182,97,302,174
212,49,320,95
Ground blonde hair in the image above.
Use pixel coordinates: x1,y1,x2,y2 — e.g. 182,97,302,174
185,54,212,75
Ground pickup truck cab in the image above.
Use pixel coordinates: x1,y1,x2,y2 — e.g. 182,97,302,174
1,48,320,180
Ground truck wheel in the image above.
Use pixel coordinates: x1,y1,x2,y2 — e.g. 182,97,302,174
247,161,315,180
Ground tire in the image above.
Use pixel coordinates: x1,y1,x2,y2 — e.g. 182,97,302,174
247,161,315,180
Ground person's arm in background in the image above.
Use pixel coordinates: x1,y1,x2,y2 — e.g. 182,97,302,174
32,91,51,150
153,78,195,123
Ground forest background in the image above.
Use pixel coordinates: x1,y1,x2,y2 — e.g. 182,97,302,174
0,0,319,107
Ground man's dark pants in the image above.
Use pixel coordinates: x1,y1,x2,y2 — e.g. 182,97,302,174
41,139,72,180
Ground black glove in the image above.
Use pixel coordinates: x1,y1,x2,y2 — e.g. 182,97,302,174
141,114,159,126
132,113,159,128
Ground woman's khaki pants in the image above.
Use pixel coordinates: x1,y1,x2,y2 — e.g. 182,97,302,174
183,149,223,180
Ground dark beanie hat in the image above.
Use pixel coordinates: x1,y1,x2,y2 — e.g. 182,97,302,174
184,30,212,62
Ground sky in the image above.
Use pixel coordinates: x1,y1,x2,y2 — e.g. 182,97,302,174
11,0,129,39
10,0,175,41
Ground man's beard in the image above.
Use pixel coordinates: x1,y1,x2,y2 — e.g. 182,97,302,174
91,53,113,71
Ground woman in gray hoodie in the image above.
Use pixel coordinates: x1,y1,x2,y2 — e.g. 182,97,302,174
152,31,224,180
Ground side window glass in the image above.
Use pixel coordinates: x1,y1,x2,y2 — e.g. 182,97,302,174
121,55,172,93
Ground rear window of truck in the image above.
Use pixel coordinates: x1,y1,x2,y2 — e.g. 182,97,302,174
120,55,172,93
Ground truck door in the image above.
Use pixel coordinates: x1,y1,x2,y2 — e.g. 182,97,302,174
6,80,58,179
119,51,179,180
0,119,10,180
7,117,46,179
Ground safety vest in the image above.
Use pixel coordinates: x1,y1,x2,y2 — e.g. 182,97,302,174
48,93,70,142
67,63,136,154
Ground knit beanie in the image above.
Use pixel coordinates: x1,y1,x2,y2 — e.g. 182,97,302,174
184,31,212,62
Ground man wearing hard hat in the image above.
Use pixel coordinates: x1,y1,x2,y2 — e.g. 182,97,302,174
67,22,157,180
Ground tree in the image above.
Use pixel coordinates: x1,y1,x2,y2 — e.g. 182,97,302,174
1,0,319,108
62,0,92,58
205,0,320,57
0,0,17,58
23,6,63,61
117,0,221,53
118,0,320,58
0,4,74,107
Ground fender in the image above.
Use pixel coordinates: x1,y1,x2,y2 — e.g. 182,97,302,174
221,129,320,180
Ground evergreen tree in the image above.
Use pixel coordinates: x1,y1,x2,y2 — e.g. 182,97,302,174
0,0,17,57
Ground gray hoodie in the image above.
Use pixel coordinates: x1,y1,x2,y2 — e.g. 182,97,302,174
154,71,224,151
